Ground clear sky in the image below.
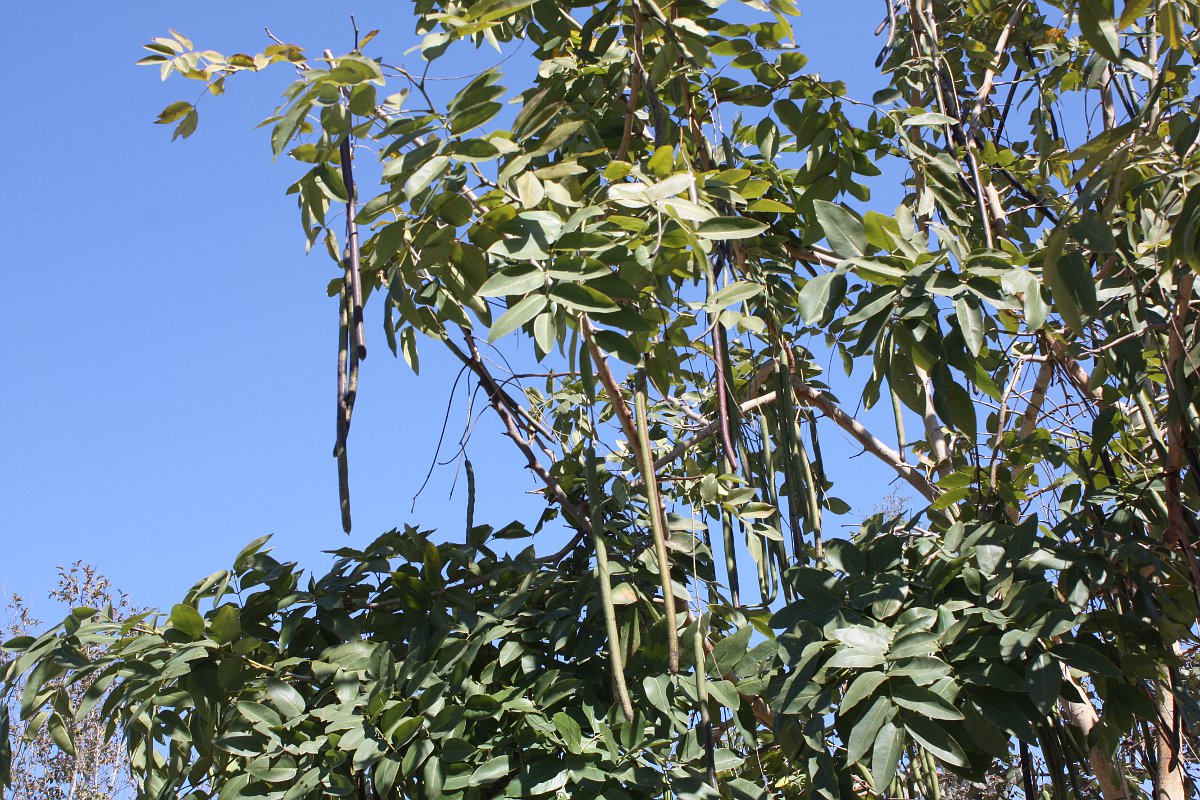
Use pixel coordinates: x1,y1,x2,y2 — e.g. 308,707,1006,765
0,1,906,622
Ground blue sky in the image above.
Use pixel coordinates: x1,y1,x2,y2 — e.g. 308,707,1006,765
0,1,907,621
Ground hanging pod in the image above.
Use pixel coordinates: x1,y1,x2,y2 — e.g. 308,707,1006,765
634,382,680,673
580,345,635,721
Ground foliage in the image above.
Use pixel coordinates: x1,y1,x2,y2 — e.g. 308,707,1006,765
7,1,1200,799
1,564,134,800
5,531,785,800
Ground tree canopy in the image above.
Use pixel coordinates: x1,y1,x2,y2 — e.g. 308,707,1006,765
5,1,1200,799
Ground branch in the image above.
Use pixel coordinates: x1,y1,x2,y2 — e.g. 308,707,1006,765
444,334,591,536
915,365,952,481
654,391,779,470
582,320,641,453
1018,357,1054,439
791,381,938,503
711,312,740,473
1043,333,1103,404
615,57,642,162
784,243,840,272
968,0,1026,131
651,377,938,502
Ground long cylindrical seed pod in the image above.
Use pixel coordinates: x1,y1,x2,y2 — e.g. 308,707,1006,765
891,383,907,460
921,749,941,800
335,95,366,361
465,457,476,535
634,385,680,673
720,505,740,607
758,523,777,606
335,283,353,534
794,430,824,561
742,421,789,601
772,354,806,557
691,613,717,787
784,401,815,560
757,411,783,545
581,347,635,721
909,745,930,799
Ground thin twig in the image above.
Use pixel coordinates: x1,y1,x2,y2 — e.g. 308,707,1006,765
444,333,591,535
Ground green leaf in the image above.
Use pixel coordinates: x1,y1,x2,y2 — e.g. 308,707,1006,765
1051,642,1120,678
643,675,671,713
842,672,889,714
1160,4,1184,49
249,760,298,783
328,56,384,85
533,312,557,354
479,267,545,297
272,99,311,157
707,679,741,711
591,329,641,365
974,544,1005,576
888,633,940,660
525,764,569,795
1026,652,1061,715
550,283,617,313
349,84,377,116
464,0,537,26
833,625,890,651
954,295,985,356
826,648,886,669
774,98,821,146
696,217,768,240
931,364,976,439
892,685,964,721
708,281,764,311
471,756,514,786
375,756,402,797
847,696,895,764
813,201,866,259
0,703,10,786
871,721,904,788
451,138,501,162
903,716,968,767
234,534,273,571
170,604,205,639
902,112,958,127
797,271,847,326
173,110,199,141
404,155,450,198
1078,0,1121,61
155,101,194,125
47,714,74,757
1118,0,1153,28
453,102,504,135
209,605,242,644
1041,227,1081,333
709,626,754,675
488,295,547,343
388,716,423,747
266,680,306,719
970,693,1039,744
237,700,282,729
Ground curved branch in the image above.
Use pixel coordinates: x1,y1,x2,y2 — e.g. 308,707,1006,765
652,376,938,502
444,334,591,536
790,381,938,503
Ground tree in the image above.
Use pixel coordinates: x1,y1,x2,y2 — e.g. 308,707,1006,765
5,1,1200,799
2,564,134,800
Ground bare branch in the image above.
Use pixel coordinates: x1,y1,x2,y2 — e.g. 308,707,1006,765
444,334,591,536
651,377,938,502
